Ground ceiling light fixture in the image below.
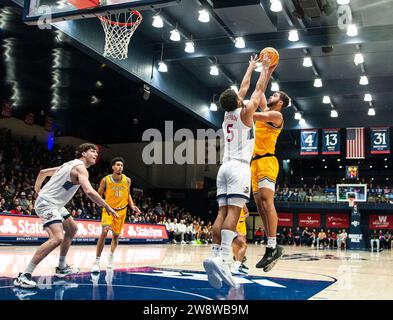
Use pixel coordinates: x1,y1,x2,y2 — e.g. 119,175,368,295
198,9,210,23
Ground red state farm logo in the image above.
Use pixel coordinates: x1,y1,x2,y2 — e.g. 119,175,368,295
0,218,18,234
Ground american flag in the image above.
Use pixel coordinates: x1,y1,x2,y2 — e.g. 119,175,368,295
346,127,365,159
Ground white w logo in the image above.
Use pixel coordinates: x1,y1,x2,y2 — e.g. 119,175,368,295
378,216,387,223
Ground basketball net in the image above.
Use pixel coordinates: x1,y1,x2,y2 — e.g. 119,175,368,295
99,9,142,60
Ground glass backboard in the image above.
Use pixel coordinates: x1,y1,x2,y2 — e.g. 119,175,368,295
23,0,180,24
336,184,368,202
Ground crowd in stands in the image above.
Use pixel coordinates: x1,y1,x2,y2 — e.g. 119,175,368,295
275,184,393,204
254,226,392,250
0,129,213,244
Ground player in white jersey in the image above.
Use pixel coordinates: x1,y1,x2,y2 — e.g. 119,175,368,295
14,143,118,289
203,54,275,288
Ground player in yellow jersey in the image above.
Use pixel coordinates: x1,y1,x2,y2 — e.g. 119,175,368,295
91,157,140,273
252,91,290,272
231,204,249,275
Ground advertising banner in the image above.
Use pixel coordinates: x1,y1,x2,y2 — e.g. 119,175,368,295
326,214,349,228
369,214,393,230
0,214,168,243
298,213,321,228
278,213,293,227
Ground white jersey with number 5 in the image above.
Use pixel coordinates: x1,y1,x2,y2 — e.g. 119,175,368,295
222,108,255,164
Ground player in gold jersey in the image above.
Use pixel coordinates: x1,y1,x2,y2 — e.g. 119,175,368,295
91,157,140,273
252,91,290,272
235,55,288,271
232,205,249,275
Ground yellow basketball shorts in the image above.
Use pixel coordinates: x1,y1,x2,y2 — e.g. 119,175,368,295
236,221,247,236
251,156,279,194
101,207,127,235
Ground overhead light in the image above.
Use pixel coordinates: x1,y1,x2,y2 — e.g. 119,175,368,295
337,0,350,5
288,30,299,42
184,41,195,53
385,165,388,168
299,118,306,125
354,53,364,65
294,112,302,120
330,110,338,118
384,158,388,161
323,96,331,104
152,14,164,28
370,165,373,168
198,9,209,23
360,75,368,85
314,78,323,87
324,166,328,169
303,57,312,67
271,81,280,91
234,37,245,49
270,0,283,12
339,165,343,168
210,65,219,76
347,24,358,37
368,107,376,116
210,102,218,111
158,61,168,72
90,95,100,104
231,85,239,93
170,29,181,41
322,159,326,162
364,93,372,102
337,158,341,162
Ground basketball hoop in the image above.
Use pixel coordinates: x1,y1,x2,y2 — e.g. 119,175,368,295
98,9,142,60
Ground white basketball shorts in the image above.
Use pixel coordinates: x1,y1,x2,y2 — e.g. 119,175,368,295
35,196,71,228
216,160,251,208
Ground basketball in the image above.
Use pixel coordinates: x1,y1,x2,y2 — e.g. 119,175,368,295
259,47,280,67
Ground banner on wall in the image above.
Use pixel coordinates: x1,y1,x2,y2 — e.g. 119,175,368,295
278,213,293,227
298,213,321,228
369,214,393,229
300,130,318,155
322,129,340,155
370,127,390,154
0,214,168,243
326,214,349,228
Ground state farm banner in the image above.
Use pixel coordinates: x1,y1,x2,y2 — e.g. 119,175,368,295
298,213,321,228
0,214,168,243
278,213,293,227
326,214,349,228
369,214,393,230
